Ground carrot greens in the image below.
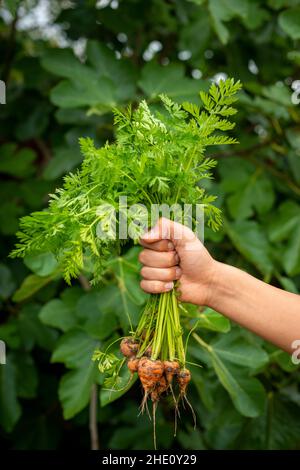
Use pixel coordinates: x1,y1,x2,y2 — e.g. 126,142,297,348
11,78,242,445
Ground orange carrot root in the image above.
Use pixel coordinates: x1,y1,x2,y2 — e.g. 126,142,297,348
120,337,139,358
138,358,165,413
150,376,168,402
177,368,191,394
138,358,164,391
127,356,140,373
176,368,196,429
163,360,180,385
157,375,168,394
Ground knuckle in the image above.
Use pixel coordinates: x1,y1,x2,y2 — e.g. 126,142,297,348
140,280,148,292
155,241,164,252
138,251,145,264
140,266,148,278
158,240,169,252
153,281,162,293
167,267,176,280
167,251,176,265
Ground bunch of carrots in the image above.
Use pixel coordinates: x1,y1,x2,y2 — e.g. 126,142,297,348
119,289,195,446
12,78,241,448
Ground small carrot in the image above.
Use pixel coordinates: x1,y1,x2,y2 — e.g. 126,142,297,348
177,368,191,395
177,368,196,428
138,358,164,394
120,337,139,358
163,360,180,385
127,356,139,373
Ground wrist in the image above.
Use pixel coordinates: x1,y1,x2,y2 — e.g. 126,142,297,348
205,261,233,309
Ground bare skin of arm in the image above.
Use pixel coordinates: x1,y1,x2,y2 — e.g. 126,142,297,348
139,218,300,353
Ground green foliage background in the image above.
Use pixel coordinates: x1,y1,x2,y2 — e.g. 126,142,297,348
0,0,300,450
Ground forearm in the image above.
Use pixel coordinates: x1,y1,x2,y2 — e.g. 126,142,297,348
207,262,300,353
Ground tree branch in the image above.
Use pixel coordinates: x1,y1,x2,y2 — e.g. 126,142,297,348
89,384,100,450
78,273,92,291
79,274,99,450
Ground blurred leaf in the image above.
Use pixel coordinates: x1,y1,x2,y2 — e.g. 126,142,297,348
268,200,300,242
286,129,300,183
288,50,300,64
15,104,50,141
0,201,24,235
208,0,250,44
264,395,300,449
208,0,230,44
59,363,97,419
210,355,266,417
279,7,300,39
13,274,55,302
139,62,205,101
51,329,97,368
51,329,98,418
280,384,300,406
262,83,292,106
108,409,173,449
43,146,82,180
11,351,38,399
179,12,211,57
60,286,83,309
242,1,269,29
39,299,76,332
219,158,275,219
196,308,231,333
177,427,206,450
240,394,300,449
42,43,136,110
0,144,36,178
204,397,245,449
19,179,53,209
193,334,267,417
100,367,137,407
50,78,115,109
0,320,21,349
268,0,300,9
225,220,273,275
103,251,147,331
86,41,137,102
227,174,275,219
219,157,255,191
0,356,21,432
271,349,299,372
18,303,58,351
24,252,59,277
282,224,300,275
0,263,16,300
287,151,300,184
192,368,215,410
42,49,91,81
211,332,269,369
277,275,299,293
76,291,118,340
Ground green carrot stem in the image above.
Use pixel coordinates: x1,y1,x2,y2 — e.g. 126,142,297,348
151,292,167,359
166,297,175,361
138,303,156,357
171,289,185,366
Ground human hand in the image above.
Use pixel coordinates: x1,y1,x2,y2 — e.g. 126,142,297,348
139,217,217,306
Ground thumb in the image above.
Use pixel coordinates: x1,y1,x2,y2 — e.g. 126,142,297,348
141,217,196,245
